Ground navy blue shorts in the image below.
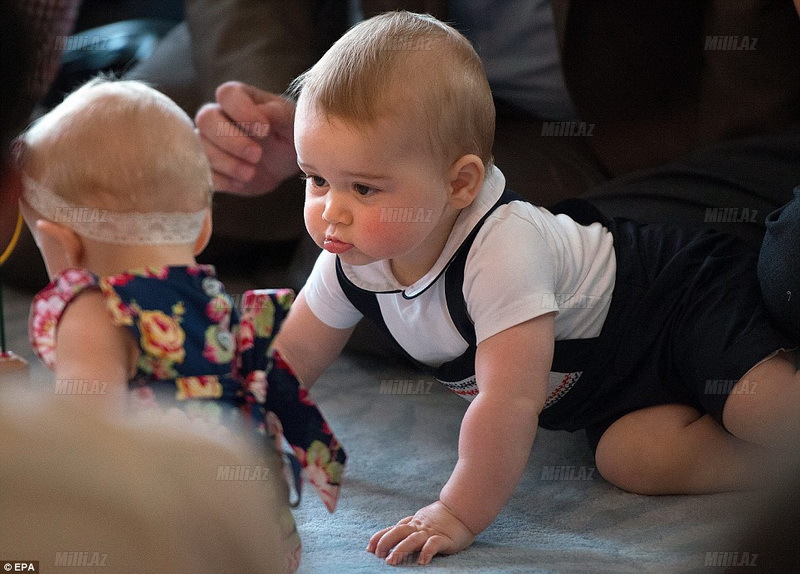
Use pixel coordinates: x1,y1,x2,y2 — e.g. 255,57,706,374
538,200,793,451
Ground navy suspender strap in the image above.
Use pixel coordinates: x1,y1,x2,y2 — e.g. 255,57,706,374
336,188,523,381
434,188,525,382
335,189,608,383
442,187,524,346
334,257,433,374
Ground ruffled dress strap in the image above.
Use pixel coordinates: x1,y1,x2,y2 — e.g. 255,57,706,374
29,268,101,370
236,289,347,513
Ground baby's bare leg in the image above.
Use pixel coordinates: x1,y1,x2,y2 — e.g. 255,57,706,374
594,404,765,495
594,352,799,495
722,351,800,448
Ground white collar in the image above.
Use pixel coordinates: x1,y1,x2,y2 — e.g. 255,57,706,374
338,165,506,298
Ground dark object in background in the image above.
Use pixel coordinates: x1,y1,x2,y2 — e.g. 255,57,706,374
42,18,179,109
41,0,184,110
758,187,800,343
72,0,184,31
0,4,35,164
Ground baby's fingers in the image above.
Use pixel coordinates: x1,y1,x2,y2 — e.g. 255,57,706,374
385,531,430,566
369,523,419,559
366,526,393,554
418,534,451,565
367,516,414,554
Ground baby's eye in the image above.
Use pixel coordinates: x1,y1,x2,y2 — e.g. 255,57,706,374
353,183,377,196
301,175,328,188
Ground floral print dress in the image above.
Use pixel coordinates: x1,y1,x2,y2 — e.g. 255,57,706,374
29,266,346,517
31,266,243,416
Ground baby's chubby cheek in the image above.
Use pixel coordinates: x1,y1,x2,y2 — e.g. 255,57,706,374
358,214,414,257
303,205,325,237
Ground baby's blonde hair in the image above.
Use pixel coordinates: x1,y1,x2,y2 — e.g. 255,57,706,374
18,78,212,213
290,11,495,169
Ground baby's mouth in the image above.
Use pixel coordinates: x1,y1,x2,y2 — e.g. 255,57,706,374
323,237,353,254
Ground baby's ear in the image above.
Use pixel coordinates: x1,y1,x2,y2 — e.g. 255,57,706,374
35,219,85,278
193,208,213,256
448,154,485,210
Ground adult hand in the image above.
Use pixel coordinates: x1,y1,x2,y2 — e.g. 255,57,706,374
367,500,476,566
195,81,299,196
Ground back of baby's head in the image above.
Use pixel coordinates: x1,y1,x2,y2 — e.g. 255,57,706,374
19,78,212,213
292,11,495,168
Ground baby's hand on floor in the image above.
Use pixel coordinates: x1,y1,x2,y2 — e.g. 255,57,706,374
367,500,475,566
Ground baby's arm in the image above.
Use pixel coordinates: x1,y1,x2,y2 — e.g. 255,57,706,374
272,289,356,388
53,291,136,416
368,312,555,566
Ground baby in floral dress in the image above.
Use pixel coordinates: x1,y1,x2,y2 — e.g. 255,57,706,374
17,78,230,411
16,78,345,572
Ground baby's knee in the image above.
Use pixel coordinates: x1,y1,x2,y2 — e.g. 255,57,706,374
594,425,669,494
594,437,636,492
593,406,701,494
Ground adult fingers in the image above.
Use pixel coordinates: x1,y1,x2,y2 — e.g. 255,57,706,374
197,81,271,165
194,123,255,193
216,81,296,144
261,98,296,143
216,81,273,126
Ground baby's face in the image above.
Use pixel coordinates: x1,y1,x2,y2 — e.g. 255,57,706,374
295,105,460,285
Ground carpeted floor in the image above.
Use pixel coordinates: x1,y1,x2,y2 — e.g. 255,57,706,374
0,284,773,573
291,354,762,574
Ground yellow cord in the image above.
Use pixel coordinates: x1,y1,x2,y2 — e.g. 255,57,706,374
0,211,23,266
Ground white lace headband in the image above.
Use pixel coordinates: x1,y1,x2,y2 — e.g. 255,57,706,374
21,176,207,245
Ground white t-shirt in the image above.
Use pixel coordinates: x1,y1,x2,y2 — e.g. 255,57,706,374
303,166,616,371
